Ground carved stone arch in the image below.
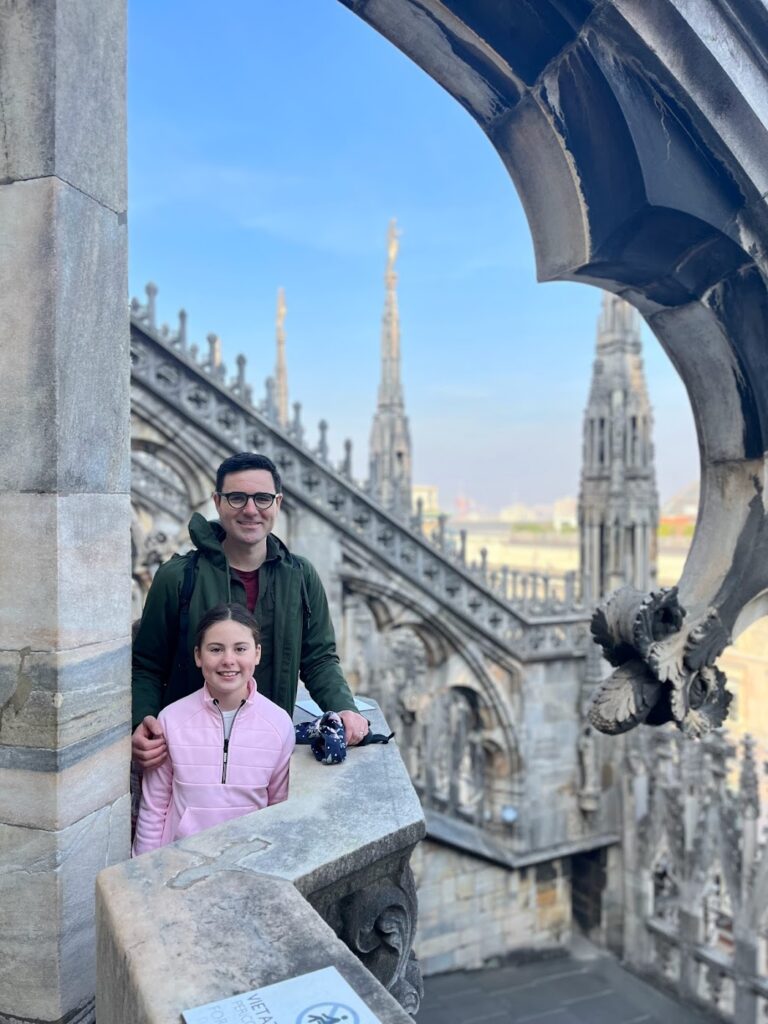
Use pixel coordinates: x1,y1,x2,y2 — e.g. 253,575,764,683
339,572,522,744
650,840,681,927
344,1,768,737
380,615,449,670
131,427,212,517
700,859,734,954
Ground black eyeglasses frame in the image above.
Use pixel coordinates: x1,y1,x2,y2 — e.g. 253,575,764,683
216,490,281,510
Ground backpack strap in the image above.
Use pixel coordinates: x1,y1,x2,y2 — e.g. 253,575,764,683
165,550,200,707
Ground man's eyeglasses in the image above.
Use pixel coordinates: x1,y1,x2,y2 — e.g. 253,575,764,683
217,491,280,510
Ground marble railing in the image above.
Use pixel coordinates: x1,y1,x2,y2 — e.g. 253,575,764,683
96,705,425,1022
130,286,590,662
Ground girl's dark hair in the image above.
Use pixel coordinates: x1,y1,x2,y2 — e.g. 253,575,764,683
194,603,261,649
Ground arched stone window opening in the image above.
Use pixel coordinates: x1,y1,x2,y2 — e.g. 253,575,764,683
701,868,734,958
650,849,680,927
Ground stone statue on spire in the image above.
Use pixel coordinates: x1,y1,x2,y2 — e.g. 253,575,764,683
275,286,288,429
387,218,400,274
368,220,412,520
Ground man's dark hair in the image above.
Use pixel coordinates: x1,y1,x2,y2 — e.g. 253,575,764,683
215,452,282,494
194,602,261,650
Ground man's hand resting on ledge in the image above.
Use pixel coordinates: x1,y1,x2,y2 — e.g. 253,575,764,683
339,709,369,745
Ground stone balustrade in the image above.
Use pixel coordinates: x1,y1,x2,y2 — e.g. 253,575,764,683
96,704,425,1022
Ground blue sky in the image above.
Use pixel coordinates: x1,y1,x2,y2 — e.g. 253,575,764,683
128,0,699,513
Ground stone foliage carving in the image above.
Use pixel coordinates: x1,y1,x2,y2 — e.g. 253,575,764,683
309,858,423,1016
338,864,423,1014
588,585,732,737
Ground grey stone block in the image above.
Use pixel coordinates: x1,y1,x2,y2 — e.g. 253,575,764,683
0,176,129,495
0,731,130,829
97,867,412,1024
0,639,130,750
0,793,129,1022
0,0,126,211
0,493,131,651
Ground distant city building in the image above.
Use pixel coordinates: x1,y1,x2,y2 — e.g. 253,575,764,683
662,479,699,519
552,496,578,531
578,293,658,599
368,219,412,519
498,502,547,524
412,484,441,518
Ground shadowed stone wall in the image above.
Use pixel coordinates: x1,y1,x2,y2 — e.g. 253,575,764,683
0,2,130,1021
412,841,572,974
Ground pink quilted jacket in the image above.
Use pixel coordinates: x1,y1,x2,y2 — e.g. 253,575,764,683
133,679,295,855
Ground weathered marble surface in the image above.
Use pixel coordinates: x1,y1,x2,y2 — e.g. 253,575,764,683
0,2,129,1021
97,707,424,1023
0,0,126,212
0,793,129,1023
0,178,129,497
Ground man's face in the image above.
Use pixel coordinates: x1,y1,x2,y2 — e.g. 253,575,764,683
213,468,282,547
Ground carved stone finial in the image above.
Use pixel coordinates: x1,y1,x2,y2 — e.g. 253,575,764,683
317,419,329,462
459,528,467,564
235,353,246,391
413,496,423,530
145,282,158,328
263,377,277,421
340,438,352,478
437,513,447,550
290,401,304,444
206,333,222,370
739,735,760,819
177,309,187,349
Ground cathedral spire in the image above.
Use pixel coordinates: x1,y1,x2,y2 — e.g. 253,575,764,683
275,286,288,428
368,219,412,519
579,292,658,599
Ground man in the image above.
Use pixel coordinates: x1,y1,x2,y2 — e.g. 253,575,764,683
132,452,369,768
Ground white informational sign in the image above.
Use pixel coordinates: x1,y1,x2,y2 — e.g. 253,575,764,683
181,966,382,1024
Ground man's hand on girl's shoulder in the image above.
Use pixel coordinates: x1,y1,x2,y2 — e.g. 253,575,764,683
132,715,168,769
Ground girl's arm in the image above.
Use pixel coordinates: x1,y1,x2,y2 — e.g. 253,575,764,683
132,752,174,855
267,722,296,806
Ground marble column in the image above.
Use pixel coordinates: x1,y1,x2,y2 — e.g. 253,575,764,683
0,2,130,1022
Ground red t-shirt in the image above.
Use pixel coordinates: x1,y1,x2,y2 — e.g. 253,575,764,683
232,568,259,612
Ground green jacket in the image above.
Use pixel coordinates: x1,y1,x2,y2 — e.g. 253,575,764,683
132,514,357,728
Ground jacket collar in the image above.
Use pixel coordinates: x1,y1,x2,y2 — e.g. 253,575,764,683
201,677,258,707
187,513,294,570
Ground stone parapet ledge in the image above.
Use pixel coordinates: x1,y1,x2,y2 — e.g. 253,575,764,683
96,705,425,1022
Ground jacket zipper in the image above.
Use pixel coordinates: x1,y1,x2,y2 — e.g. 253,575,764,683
213,698,246,784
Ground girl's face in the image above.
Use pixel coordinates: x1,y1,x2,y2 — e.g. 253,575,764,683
194,619,261,710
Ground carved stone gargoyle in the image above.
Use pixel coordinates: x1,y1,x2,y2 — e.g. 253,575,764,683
588,585,732,738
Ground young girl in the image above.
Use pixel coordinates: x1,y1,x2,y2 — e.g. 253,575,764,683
133,603,295,855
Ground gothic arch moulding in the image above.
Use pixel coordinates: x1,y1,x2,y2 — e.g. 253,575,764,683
341,582,522,829
342,0,768,737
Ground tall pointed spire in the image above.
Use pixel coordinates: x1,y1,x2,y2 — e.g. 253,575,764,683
275,286,288,428
578,292,659,598
368,219,412,519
